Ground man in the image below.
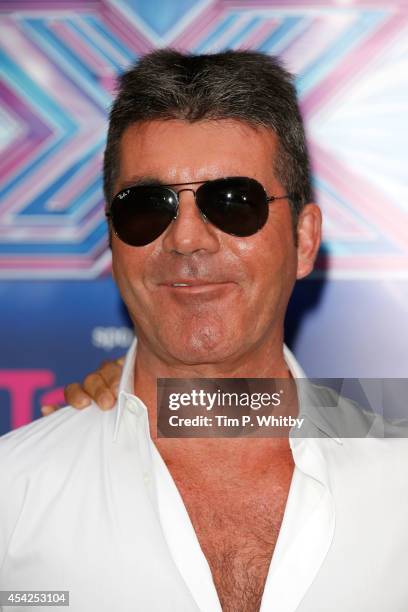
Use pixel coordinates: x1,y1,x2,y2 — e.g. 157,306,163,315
1,49,407,612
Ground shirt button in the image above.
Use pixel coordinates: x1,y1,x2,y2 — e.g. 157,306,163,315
143,472,151,485
126,398,144,418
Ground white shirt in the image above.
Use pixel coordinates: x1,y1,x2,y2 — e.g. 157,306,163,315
0,341,407,611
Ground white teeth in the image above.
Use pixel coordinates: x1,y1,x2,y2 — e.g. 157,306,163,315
172,283,189,287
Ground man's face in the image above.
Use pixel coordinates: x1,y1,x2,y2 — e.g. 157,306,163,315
111,119,320,367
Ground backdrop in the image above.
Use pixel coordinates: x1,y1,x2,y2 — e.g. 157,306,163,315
1,0,407,435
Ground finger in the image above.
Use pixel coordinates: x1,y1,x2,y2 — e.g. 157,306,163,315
64,382,93,409
97,355,124,369
41,405,59,416
98,361,122,396
82,374,116,410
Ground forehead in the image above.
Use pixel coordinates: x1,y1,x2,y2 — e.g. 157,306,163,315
117,119,279,188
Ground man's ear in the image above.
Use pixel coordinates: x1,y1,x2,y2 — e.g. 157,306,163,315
296,203,322,280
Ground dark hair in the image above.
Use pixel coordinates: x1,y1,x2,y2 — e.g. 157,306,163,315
104,49,313,221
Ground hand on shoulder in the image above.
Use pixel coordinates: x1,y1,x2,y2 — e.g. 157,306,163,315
41,357,124,415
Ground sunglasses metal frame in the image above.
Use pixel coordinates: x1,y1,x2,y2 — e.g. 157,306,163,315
106,176,293,245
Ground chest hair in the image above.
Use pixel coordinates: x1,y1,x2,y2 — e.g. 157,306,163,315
176,480,290,612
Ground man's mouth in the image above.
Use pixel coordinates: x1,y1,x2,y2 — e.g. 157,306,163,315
162,278,231,287
169,281,222,287
159,279,237,296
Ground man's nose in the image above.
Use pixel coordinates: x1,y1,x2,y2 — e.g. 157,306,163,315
162,190,220,255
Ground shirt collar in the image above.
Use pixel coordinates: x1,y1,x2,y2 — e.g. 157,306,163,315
113,338,342,443
283,345,342,444
113,339,137,441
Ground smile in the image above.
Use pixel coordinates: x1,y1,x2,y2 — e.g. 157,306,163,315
160,281,238,296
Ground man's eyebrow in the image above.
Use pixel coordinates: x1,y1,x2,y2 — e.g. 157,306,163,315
118,176,165,190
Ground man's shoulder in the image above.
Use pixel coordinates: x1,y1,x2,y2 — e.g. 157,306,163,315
0,404,115,478
304,381,408,442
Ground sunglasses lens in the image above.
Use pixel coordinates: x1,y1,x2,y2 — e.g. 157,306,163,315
110,186,177,246
196,178,268,237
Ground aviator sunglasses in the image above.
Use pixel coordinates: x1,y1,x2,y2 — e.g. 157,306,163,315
106,176,292,247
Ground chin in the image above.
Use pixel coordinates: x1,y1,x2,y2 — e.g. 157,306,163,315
160,324,239,366
168,347,236,367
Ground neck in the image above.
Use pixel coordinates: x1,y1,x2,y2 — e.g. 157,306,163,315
131,334,295,474
134,331,290,420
